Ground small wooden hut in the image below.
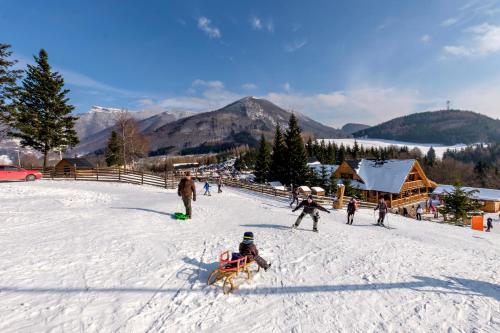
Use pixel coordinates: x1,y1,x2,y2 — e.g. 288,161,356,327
311,186,326,196
55,158,94,176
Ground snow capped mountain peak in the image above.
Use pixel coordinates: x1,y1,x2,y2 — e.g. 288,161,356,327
89,106,125,114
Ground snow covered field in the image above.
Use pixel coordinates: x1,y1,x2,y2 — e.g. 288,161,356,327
1,181,499,332
321,138,468,158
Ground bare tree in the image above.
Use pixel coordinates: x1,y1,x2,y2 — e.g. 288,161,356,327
114,111,149,169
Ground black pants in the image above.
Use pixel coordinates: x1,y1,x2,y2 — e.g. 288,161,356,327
347,212,354,224
218,185,222,193
251,255,269,269
416,213,422,220
294,211,319,230
377,212,386,224
290,197,299,207
182,196,192,218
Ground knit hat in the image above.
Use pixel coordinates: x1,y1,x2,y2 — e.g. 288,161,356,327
243,231,254,241
308,194,313,200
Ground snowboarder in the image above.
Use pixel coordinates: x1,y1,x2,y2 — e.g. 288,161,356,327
374,198,388,226
292,194,330,232
217,176,223,193
346,197,356,225
177,171,196,219
239,232,271,271
203,181,211,196
290,187,299,208
486,217,493,232
416,204,423,221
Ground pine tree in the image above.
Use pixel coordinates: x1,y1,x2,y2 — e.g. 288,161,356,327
353,140,360,159
254,134,271,183
8,49,78,168
270,124,287,183
329,172,338,195
338,144,346,164
105,130,123,167
0,44,23,141
425,146,436,166
438,184,481,224
319,165,329,190
285,114,308,186
305,136,314,158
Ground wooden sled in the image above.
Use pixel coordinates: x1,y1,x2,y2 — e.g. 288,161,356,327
207,250,260,294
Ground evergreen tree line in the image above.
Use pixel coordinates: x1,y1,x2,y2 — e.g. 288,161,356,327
0,44,78,168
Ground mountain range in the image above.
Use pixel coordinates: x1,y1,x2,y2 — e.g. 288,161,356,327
353,110,500,145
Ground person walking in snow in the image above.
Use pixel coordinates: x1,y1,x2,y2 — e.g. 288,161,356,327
486,217,493,232
177,171,196,219
416,204,423,221
217,176,223,193
403,207,409,218
292,194,330,232
239,232,271,271
374,198,388,226
346,197,356,225
290,187,300,208
203,181,211,196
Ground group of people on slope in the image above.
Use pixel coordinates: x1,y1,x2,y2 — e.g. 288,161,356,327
203,176,223,196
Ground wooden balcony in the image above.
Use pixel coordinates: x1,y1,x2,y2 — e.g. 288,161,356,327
390,193,429,207
401,180,426,191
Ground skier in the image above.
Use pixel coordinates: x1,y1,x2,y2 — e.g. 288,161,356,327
203,181,211,196
486,217,493,232
403,207,409,217
374,198,388,226
290,187,299,208
239,232,271,271
217,176,223,193
346,197,356,225
291,194,330,232
177,171,196,219
416,204,423,221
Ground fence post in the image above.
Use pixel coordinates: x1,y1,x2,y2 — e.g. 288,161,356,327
164,169,167,189
118,168,121,182
74,164,77,180
141,171,144,185
96,167,99,181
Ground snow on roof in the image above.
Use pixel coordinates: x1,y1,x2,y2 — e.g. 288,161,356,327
353,159,416,194
433,185,500,201
311,186,325,192
298,186,311,192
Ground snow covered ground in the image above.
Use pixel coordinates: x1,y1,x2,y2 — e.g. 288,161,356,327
321,138,468,158
0,181,499,332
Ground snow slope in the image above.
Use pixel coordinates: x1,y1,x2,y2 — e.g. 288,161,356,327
321,138,468,158
0,181,499,332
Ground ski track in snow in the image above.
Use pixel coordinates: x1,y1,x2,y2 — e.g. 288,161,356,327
0,180,499,332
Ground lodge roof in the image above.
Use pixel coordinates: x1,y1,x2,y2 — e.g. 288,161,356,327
58,158,94,168
433,185,500,202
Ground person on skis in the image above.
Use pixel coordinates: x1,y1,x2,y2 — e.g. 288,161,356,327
290,187,300,208
374,197,388,226
346,197,357,225
203,181,211,196
239,232,271,271
291,194,330,232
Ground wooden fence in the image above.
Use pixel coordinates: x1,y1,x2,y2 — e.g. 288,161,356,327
34,167,377,209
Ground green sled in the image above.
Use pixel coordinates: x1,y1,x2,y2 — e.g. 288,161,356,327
174,212,188,220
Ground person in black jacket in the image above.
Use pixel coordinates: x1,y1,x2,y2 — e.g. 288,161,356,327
291,195,330,232
346,197,357,225
486,217,493,232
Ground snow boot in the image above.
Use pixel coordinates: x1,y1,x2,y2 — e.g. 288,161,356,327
313,228,318,233
264,263,272,272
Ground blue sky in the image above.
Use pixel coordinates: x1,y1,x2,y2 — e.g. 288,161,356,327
1,0,500,127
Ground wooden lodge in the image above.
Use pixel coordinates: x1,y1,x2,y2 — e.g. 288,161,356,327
55,158,94,175
332,159,437,208
433,185,500,213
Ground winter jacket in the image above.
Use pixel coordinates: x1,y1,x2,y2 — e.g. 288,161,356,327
203,182,210,190
293,199,329,214
347,201,356,214
416,206,423,214
239,242,259,261
178,177,196,200
374,202,388,213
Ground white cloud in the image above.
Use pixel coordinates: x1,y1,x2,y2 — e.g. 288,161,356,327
250,16,262,30
242,83,258,90
282,82,292,92
284,39,308,52
441,17,460,27
450,78,500,119
192,79,224,89
421,34,431,43
443,23,500,56
197,17,221,39
250,16,274,33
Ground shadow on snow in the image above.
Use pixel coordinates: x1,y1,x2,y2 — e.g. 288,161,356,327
1,276,498,301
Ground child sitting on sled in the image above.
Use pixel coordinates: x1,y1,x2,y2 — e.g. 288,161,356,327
238,232,271,271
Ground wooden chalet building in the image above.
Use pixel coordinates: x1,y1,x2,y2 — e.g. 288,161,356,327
332,159,437,207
